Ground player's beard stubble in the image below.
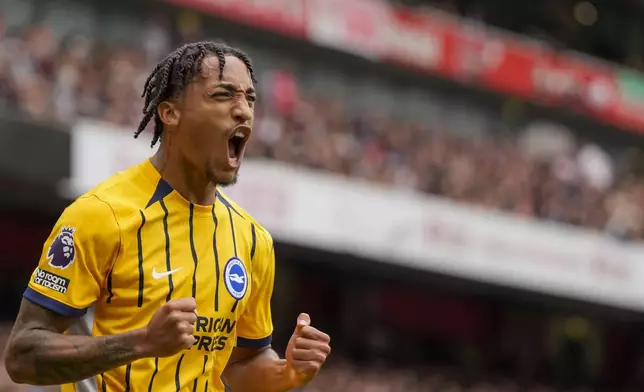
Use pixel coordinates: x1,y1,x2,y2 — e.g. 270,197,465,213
216,174,238,188
206,162,239,188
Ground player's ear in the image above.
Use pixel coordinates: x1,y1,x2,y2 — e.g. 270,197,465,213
157,100,181,128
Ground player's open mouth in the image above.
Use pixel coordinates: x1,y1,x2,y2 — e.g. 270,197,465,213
227,125,250,166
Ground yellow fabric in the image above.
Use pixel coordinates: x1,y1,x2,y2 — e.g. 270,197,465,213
25,159,275,392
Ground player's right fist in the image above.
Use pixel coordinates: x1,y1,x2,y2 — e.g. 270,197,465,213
138,298,197,357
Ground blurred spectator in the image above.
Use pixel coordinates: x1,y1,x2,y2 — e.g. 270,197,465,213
0,1,643,241
0,324,599,392
300,358,591,392
396,0,644,73
3,2,644,392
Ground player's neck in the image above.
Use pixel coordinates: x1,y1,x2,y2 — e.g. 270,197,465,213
150,149,217,206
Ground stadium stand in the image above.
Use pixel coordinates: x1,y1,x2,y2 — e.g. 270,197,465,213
0,1,643,239
2,0,644,391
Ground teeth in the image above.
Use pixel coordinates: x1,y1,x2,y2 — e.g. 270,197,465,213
233,131,244,138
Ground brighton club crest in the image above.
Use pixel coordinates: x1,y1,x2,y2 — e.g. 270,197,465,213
47,227,76,270
224,257,248,300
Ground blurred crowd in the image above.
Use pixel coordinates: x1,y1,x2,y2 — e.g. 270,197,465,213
249,99,644,239
2,3,644,392
2,11,643,239
0,329,588,392
302,361,591,392
397,0,644,73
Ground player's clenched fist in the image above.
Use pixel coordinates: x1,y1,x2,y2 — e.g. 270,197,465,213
285,313,331,388
138,298,198,357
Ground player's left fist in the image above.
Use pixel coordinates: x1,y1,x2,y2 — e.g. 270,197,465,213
285,313,331,388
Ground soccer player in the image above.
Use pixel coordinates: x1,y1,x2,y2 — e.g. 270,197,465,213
4,41,331,392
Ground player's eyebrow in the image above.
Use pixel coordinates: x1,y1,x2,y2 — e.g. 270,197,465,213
215,82,256,95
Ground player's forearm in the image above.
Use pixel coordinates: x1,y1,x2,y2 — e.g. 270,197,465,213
5,328,148,385
224,348,294,392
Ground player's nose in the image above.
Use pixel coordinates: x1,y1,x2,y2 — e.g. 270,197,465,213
232,99,253,124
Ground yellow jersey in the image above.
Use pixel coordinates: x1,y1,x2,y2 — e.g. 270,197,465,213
24,159,275,392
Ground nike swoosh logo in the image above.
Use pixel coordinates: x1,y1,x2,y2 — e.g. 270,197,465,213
152,267,183,280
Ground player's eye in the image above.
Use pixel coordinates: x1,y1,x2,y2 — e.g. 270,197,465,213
247,95,257,105
211,91,233,99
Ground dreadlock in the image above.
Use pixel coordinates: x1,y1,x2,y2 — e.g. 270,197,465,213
135,41,257,148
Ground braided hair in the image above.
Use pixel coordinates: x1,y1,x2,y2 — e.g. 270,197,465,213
135,41,256,148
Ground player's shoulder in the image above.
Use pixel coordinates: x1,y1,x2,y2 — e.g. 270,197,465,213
217,190,273,246
52,161,160,254
47,193,120,261
75,160,157,221
50,193,120,257
59,193,116,227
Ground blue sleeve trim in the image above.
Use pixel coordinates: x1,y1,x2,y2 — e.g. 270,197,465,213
236,334,272,349
23,287,87,318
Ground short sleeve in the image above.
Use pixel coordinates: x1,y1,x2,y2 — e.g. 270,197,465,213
235,228,275,348
24,194,120,317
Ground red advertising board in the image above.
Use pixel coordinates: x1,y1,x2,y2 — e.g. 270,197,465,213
169,0,644,133
164,0,307,37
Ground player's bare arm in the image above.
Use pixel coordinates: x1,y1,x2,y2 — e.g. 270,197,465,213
5,299,147,385
223,313,331,392
4,297,198,385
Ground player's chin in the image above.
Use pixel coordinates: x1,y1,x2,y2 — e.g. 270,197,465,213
217,172,238,188
211,166,239,188
209,154,242,187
